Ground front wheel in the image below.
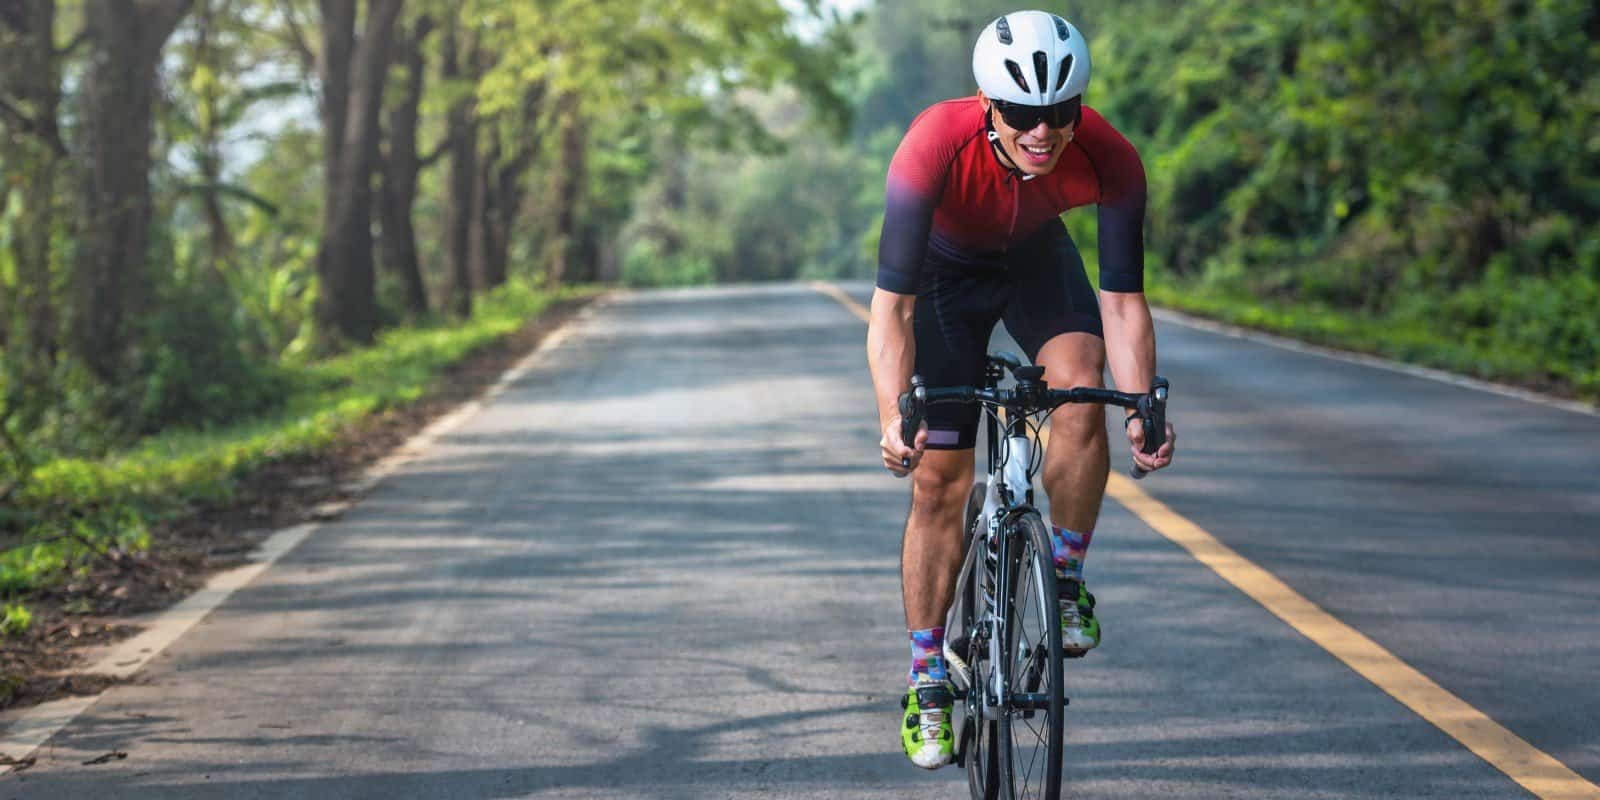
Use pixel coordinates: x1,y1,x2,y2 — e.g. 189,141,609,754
959,480,1000,799
997,512,1064,800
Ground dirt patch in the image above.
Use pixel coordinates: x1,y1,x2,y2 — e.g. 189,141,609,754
0,295,599,713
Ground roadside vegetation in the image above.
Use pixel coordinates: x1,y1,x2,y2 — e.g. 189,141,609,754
0,283,582,601
1089,0,1599,397
0,0,849,643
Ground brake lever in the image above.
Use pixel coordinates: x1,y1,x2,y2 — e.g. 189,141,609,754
898,376,927,470
1130,377,1169,480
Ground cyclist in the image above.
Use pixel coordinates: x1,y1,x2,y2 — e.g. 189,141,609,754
867,11,1177,769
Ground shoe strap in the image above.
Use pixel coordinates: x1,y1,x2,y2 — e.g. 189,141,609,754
1058,578,1096,608
915,684,953,708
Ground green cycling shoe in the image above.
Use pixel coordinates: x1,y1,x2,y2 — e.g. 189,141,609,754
901,681,954,769
1060,577,1100,656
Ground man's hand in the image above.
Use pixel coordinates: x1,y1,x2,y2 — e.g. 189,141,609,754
1125,416,1176,473
881,414,929,477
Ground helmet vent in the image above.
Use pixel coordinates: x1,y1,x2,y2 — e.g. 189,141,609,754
1054,16,1070,40
1004,59,1030,93
1055,55,1073,91
1033,51,1050,97
996,16,1013,44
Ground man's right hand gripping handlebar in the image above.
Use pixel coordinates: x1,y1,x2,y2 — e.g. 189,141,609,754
1128,376,1171,480
883,376,928,477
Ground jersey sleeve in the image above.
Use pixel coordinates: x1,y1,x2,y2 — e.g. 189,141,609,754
875,107,962,295
1076,108,1148,293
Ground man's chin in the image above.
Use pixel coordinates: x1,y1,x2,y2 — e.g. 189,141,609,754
1008,146,1061,176
1017,158,1059,177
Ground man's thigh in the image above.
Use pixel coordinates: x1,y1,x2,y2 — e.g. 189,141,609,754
912,267,1009,450
909,448,977,519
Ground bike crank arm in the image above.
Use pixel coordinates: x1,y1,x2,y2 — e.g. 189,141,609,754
943,640,973,690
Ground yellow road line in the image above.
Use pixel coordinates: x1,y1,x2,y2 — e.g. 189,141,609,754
1102,474,1600,800
811,280,1600,800
811,281,871,322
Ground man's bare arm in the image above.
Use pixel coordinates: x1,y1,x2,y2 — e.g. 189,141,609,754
868,288,927,475
1101,290,1175,472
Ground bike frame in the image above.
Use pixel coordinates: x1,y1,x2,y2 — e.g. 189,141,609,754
904,355,1167,795
946,361,1049,720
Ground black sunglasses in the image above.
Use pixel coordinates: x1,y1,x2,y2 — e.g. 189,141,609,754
991,97,1081,131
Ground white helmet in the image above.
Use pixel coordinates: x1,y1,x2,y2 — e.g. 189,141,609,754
972,11,1090,106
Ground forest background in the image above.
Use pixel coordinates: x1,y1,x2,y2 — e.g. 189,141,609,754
0,1,1596,634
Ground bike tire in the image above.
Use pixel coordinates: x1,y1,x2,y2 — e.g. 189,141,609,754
997,512,1064,800
960,480,1000,800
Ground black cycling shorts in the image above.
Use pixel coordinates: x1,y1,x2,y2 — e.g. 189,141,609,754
912,219,1102,450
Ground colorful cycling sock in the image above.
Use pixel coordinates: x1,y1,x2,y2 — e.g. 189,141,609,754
1050,525,1093,581
909,626,947,685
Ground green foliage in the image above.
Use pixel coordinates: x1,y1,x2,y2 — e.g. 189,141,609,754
131,262,292,434
230,126,323,359
1,603,31,637
622,241,716,288
1,282,587,596
1,0,858,620
1087,0,1598,397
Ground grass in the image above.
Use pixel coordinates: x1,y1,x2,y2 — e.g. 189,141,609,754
1,281,593,603
1143,279,1599,403
1064,213,1598,402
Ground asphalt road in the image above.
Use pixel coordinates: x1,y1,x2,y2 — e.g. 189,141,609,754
3,283,1597,798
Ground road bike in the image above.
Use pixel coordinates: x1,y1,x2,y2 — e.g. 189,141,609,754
898,352,1169,800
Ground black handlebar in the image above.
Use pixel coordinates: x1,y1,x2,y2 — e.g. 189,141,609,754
1130,376,1169,480
897,364,1170,480
897,376,927,469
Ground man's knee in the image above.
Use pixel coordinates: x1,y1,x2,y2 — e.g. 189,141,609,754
1052,393,1108,444
1036,333,1108,446
910,454,972,517
1037,334,1104,388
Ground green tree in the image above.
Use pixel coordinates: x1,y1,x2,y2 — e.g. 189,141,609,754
72,0,194,383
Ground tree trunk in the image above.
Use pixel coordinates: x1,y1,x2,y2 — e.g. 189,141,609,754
482,155,515,290
571,218,602,285
481,85,545,290
72,0,192,382
596,236,621,283
0,0,63,363
548,96,588,288
318,0,354,181
441,20,478,316
315,0,403,344
377,13,431,317
469,135,499,291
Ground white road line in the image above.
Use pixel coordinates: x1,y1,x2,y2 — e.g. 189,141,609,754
1151,306,1598,417
0,297,606,773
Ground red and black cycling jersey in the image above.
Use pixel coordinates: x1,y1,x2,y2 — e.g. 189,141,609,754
875,96,1147,295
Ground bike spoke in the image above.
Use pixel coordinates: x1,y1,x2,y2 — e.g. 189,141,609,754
1003,529,1061,800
